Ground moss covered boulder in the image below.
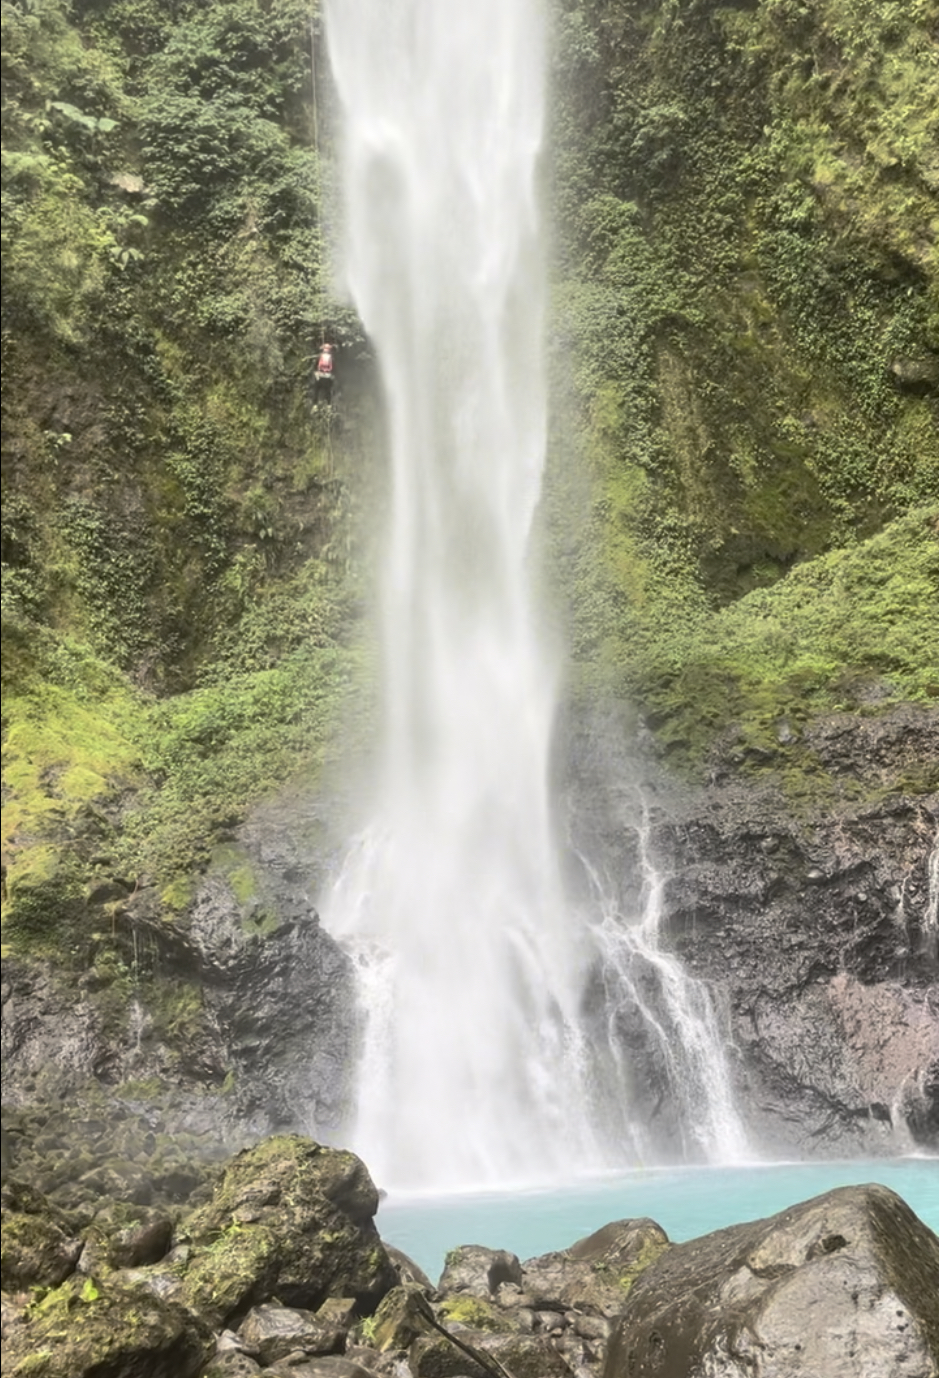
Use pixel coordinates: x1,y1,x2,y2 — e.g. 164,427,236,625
2,1274,214,1378
0,1178,83,1290
521,1219,670,1319
603,1185,939,1378
176,1135,396,1328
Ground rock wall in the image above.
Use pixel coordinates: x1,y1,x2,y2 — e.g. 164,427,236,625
2,790,356,1151
565,701,939,1157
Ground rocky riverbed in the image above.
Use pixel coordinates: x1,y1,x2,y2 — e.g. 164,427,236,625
2,1132,937,1378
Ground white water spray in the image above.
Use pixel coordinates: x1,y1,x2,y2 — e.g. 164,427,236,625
321,0,597,1191
577,814,750,1164
320,0,748,1189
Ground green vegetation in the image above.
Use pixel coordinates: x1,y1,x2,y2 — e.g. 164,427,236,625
437,1295,515,1333
548,0,938,766
1,0,376,972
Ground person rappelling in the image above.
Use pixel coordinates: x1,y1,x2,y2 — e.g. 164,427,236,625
313,341,335,406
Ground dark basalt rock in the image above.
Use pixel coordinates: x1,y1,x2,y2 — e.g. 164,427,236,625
602,1184,939,1378
176,1134,396,1329
237,1302,345,1364
521,1218,670,1320
1,786,356,1153
564,701,939,1157
437,1244,524,1298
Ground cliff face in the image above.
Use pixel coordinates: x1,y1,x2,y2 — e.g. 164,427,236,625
2,0,938,1152
544,0,938,1152
660,707,937,1154
546,0,937,754
563,700,938,1155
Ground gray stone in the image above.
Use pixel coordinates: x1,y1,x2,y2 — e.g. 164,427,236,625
474,1332,578,1376
438,1246,523,1298
563,701,939,1157
205,1354,264,1378
386,1242,436,1293
262,1358,382,1378
239,1303,345,1364
177,1135,396,1328
521,1220,669,1320
602,1185,939,1378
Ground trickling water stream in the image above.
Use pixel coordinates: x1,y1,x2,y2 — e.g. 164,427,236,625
320,0,747,1189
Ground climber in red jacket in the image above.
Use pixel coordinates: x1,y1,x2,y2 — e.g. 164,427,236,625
313,342,335,405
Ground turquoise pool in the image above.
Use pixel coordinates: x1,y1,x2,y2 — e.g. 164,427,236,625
377,1158,939,1282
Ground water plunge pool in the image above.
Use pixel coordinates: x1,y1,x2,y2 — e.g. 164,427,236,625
377,1158,939,1281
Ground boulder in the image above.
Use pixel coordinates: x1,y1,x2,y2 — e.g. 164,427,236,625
205,1354,263,1378
437,1292,515,1334
0,1178,83,1290
238,1302,345,1364
385,1241,436,1293
603,1185,939,1377
177,1135,396,1328
77,1203,174,1274
521,1219,669,1319
1,1274,214,1378
474,1331,579,1375
408,1330,499,1377
438,1245,523,1298
368,1282,435,1350
261,1358,382,1378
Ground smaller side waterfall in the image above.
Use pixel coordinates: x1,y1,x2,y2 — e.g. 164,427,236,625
925,830,938,961
574,810,751,1165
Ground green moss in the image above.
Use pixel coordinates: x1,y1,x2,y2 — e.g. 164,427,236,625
549,0,937,770
438,1295,514,1333
209,844,257,903
160,876,195,914
626,507,938,774
145,980,204,1045
613,1236,669,1299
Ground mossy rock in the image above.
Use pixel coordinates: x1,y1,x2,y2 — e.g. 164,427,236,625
177,1135,396,1328
366,1283,434,1351
2,1274,214,1378
408,1331,496,1378
436,1292,515,1334
0,1180,83,1290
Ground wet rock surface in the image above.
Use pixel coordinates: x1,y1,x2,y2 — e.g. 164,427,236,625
1,789,355,1149
4,703,936,1169
565,702,939,1156
602,1184,939,1378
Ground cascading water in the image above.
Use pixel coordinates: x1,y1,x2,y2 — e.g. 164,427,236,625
320,0,597,1191
574,812,750,1164
925,830,938,961
319,0,749,1189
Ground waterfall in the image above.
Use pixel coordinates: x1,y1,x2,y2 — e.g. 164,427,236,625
320,0,597,1191
319,0,749,1189
576,814,751,1164
924,830,939,963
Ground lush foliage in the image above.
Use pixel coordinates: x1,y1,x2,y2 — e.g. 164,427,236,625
1,0,376,964
547,0,938,769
